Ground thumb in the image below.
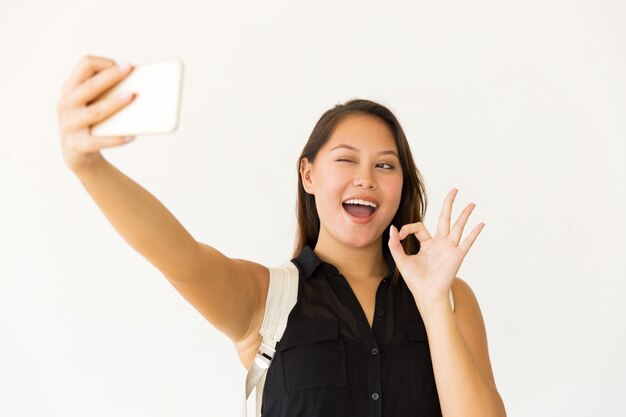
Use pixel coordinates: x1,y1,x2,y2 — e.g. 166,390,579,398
387,225,406,265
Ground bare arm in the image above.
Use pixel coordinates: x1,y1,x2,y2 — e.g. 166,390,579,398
419,278,506,417
72,155,201,282
72,154,266,343
59,55,265,345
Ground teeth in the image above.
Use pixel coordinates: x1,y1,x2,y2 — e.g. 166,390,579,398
343,199,378,208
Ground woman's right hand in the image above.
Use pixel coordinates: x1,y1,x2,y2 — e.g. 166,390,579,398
56,55,137,173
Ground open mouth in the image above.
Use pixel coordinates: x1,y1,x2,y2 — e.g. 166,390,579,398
342,202,378,219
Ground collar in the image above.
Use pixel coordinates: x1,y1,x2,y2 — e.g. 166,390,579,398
291,244,396,280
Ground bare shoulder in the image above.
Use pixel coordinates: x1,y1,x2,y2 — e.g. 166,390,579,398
450,276,499,390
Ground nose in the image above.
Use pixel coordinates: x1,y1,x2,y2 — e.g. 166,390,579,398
353,167,377,189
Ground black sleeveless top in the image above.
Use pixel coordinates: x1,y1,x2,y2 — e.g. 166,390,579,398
261,244,443,417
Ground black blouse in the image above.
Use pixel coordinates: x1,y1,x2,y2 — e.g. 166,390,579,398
260,244,443,417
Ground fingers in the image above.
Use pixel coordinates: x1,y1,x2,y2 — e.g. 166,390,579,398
61,90,136,132
61,60,134,109
57,55,138,172
388,225,408,265
459,222,485,255
449,203,476,245
69,132,127,154
78,130,136,153
60,55,117,98
435,188,458,238
398,221,432,242
414,187,482,247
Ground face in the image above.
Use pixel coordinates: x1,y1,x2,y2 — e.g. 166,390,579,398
300,114,404,248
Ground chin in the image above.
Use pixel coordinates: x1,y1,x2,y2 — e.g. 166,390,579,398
339,232,381,248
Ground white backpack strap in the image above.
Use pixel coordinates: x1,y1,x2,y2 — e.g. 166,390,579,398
241,260,299,417
449,288,455,312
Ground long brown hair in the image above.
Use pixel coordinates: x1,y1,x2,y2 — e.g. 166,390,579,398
292,98,428,285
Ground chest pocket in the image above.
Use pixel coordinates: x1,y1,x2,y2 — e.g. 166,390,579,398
404,321,437,390
277,318,348,394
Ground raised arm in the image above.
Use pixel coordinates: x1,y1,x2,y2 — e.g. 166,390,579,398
56,55,267,346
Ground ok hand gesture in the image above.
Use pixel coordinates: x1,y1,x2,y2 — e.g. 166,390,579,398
387,188,485,307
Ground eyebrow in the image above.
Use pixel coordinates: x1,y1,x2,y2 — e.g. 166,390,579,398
330,144,399,159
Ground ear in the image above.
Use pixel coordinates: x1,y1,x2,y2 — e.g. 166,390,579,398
300,157,314,195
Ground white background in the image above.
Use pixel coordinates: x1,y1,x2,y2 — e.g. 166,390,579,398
1,0,624,416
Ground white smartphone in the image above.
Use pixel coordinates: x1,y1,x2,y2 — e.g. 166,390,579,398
90,58,184,137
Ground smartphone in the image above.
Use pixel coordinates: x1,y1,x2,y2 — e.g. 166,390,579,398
90,58,183,137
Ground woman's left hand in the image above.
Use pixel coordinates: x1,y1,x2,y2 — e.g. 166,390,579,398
387,188,485,306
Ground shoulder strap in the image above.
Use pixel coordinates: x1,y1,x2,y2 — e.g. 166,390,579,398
449,288,455,312
240,260,299,417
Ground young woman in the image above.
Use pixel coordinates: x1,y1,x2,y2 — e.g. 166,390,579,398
57,55,506,417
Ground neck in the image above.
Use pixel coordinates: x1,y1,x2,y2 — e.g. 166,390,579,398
313,228,389,282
